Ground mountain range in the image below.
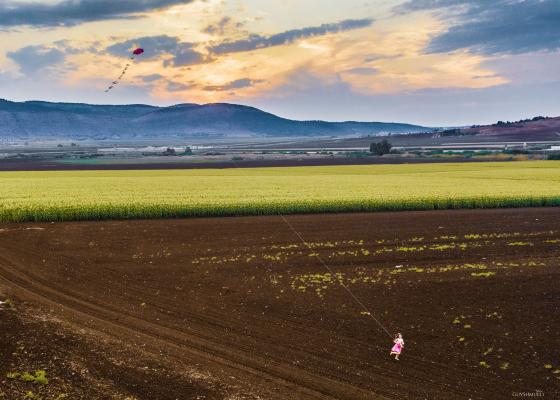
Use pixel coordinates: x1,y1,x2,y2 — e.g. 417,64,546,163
0,99,430,140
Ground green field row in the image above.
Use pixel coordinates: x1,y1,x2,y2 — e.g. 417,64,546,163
1,161,559,222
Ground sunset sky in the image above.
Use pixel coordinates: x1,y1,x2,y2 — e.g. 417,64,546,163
0,0,558,125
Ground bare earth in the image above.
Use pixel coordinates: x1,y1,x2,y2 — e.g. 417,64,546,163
1,208,559,399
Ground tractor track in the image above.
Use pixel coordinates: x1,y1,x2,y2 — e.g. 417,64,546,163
0,254,384,400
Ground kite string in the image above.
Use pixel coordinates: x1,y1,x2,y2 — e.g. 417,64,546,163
281,214,526,387
227,157,394,338
105,59,132,92
106,63,128,91
277,192,522,389
228,166,526,389
279,214,394,339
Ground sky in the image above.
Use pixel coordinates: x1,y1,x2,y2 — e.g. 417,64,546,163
0,0,559,126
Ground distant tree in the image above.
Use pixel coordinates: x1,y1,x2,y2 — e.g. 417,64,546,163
440,128,462,137
370,139,392,156
163,147,176,156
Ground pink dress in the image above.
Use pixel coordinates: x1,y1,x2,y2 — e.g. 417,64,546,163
391,338,404,354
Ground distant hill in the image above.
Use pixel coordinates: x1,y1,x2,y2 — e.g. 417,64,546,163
436,116,560,142
0,99,429,140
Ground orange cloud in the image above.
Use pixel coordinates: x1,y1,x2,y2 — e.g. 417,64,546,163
33,4,507,104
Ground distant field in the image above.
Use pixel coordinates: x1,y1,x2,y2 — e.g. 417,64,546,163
1,161,559,222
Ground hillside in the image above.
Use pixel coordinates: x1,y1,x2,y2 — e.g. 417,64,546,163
0,99,429,140
438,116,560,142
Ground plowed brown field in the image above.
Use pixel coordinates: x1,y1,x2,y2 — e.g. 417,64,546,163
1,208,559,399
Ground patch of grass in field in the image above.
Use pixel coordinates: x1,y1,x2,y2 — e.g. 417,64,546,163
1,161,560,222
478,361,490,369
290,262,493,297
7,370,49,385
287,257,554,298
471,271,496,278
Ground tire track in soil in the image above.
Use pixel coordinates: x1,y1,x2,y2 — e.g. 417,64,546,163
0,255,391,400
1,259,491,400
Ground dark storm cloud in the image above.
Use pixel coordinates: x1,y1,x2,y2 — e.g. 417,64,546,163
7,45,65,76
203,78,263,91
209,18,374,55
0,0,193,27
106,35,208,67
396,0,560,55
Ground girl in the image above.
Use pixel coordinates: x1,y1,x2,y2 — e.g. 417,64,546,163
390,333,404,360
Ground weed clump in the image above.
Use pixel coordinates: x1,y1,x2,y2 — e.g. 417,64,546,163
7,370,49,385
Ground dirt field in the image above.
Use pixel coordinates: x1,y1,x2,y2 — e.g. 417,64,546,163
0,156,515,172
1,208,559,399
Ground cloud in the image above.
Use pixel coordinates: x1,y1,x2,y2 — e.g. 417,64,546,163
140,73,164,82
7,45,65,76
209,18,374,55
169,43,208,67
203,78,263,91
106,35,181,58
203,17,245,36
393,0,470,14
472,73,499,80
106,35,208,67
252,67,560,126
0,0,193,27
396,0,560,55
364,54,402,63
167,81,188,92
482,51,560,85
344,67,378,75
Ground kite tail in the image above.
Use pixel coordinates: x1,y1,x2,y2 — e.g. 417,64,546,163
104,48,143,93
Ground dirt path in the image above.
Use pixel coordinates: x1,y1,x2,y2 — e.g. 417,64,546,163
1,208,559,399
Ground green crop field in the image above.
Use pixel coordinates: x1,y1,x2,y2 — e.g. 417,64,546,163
1,161,559,222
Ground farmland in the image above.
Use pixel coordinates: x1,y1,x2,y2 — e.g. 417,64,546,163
1,160,559,222
1,208,559,399
1,160,560,399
